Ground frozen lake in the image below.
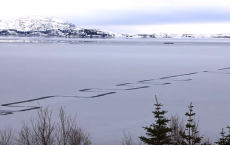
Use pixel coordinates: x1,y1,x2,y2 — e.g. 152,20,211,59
0,38,230,144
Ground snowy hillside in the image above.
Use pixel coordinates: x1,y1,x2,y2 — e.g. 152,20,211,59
0,16,76,31
0,16,230,38
0,16,121,38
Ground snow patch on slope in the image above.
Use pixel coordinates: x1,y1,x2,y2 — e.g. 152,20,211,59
0,16,122,38
0,15,76,31
98,29,125,37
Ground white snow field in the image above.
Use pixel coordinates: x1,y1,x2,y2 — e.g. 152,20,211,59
0,38,230,144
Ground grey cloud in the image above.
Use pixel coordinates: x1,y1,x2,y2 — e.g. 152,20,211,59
66,8,230,26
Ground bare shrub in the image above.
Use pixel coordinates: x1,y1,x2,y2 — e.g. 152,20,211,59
16,107,56,145
16,107,91,145
31,107,56,145
192,120,203,144
55,107,74,145
67,127,91,145
0,126,15,145
16,122,37,145
201,133,214,145
55,107,91,145
169,114,185,145
169,114,214,145
121,131,144,145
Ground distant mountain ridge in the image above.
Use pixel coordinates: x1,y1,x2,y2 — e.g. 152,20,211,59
0,16,230,38
0,16,123,38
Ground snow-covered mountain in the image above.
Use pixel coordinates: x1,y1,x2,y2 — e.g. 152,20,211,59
0,16,230,38
0,16,77,31
0,16,121,38
121,32,230,39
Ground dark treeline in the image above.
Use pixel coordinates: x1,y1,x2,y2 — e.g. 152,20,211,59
0,29,115,38
121,96,230,145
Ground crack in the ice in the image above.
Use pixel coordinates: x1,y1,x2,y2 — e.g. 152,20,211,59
1,67,229,115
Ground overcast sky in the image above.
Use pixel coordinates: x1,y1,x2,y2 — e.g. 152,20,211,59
0,0,230,34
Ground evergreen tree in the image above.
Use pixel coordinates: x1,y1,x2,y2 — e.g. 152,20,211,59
226,126,230,144
139,95,172,145
180,102,203,145
216,127,230,145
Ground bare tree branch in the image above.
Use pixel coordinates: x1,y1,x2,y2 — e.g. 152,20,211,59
169,114,185,145
55,107,91,145
0,126,15,145
121,131,145,145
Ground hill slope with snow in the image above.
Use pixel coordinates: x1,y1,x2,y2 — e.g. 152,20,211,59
0,16,76,31
0,16,230,38
0,16,121,38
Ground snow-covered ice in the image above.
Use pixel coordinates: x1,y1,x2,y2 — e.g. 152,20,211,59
0,38,230,144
